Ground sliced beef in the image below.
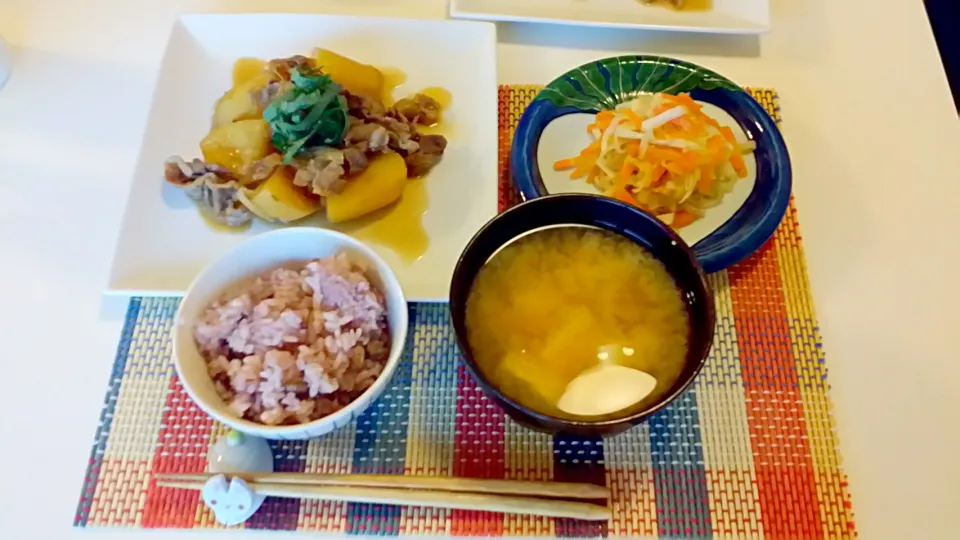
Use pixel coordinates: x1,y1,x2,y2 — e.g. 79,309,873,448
418,134,447,155
381,116,419,154
345,122,389,153
243,154,283,184
293,148,346,195
343,90,387,120
256,80,291,109
342,146,369,176
403,134,448,178
164,156,252,226
343,91,418,149
267,55,313,80
341,90,447,177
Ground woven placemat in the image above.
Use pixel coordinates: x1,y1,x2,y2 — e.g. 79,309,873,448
74,86,856,538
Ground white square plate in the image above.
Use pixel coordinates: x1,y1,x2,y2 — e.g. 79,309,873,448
108,14,499,301
451,0,769,34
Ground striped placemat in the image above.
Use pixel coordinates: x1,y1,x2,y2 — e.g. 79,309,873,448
74,86,857,538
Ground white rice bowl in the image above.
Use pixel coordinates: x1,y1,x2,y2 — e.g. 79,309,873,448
173,227,408,440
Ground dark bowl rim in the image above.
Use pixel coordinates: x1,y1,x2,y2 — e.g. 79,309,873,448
449,193,716,431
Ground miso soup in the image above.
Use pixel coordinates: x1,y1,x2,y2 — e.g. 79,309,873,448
465,227,690,419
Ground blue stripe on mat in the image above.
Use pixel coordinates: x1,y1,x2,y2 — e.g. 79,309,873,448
346,304,417,536
73,298,142,527
246,440,309,530
553,434,608,538
649,387,712,539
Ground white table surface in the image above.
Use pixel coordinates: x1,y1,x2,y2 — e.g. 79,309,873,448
1,0,958,538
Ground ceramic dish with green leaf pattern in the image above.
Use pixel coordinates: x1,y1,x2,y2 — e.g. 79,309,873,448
511,56,790,273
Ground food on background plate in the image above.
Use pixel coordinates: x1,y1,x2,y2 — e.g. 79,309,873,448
640,0,713,12
553,92,754,229
465,227,690,419
193,252,391,426
164,49,449,229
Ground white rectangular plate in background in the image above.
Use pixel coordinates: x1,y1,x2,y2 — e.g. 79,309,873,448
108,14,499,301
450,0,769,34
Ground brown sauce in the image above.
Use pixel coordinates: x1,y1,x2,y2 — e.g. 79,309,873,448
379,67,407,107
416,86,454,137
418,86,452,110
331,176,429,263
199,207,252,233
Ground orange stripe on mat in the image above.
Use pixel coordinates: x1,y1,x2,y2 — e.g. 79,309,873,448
141,376,214,528
728,241,825,538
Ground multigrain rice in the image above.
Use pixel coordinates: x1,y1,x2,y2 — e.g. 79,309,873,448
194,252,390,426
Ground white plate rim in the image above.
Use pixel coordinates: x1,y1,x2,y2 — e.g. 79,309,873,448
450,0,770,35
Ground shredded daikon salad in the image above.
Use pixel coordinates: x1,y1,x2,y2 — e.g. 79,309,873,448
553,92,755,229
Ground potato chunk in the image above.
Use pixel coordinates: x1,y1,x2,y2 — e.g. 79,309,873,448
325,152,407,223
312,48,384,99
212,73,272,127
200,119,271,175
240,166,320,223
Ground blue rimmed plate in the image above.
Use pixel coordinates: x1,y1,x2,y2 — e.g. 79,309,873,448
510,56,791,273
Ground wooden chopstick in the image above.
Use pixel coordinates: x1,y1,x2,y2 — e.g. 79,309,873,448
153,472,609,500
155,479,610,521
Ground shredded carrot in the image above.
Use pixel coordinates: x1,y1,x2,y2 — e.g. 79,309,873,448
650,103,675,116
595,110,615,131
581,140,602,156
672,210,698,228
553,158,577,171
564,92,754,230
623,109,644,127
670,117,694,131
664,93,702,112
698,167,716,193
719,125,737,144
645,146,684,162
554,140,602,171
678,153,699,170
702,114,723,130
650,165,667,188
706,135,726,152
729,152,747,177
663,161,685,176
701,166,716,183
609,181,635,205
570,158,595,179
702,135,731,165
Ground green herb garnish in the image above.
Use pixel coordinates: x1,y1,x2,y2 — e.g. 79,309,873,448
263,66,349,163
